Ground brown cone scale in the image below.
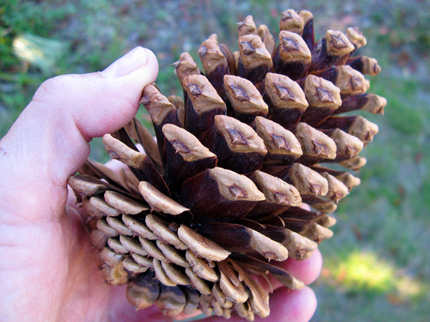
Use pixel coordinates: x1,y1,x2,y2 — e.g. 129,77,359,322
69,9,385,321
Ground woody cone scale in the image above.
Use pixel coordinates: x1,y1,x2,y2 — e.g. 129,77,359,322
68,9,386,320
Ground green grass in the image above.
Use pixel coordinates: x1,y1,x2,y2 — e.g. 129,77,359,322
2,1,430,321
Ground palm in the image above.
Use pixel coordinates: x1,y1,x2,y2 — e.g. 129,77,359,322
0,182,183,322
57,189,189,322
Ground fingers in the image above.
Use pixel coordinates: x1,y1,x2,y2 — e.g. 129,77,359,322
255,249,323,293
192,251,322,322
202,286,317,322
31,46,158,140
281,249,323,285
0,47,158,218
257,286,317,322
104,159,131,174
1,47,157,176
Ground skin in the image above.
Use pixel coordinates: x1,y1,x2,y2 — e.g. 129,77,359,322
0,47,322,322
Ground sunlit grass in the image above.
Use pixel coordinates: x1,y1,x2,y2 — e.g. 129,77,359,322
331,251,396,294
322,249,427,303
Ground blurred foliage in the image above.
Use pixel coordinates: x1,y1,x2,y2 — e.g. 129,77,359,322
1,1,430,321
0,0,74,134
326,251,397,295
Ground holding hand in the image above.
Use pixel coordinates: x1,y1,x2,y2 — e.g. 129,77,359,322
0,47,321,322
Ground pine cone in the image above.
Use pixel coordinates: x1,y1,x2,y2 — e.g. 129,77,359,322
68,9,386,320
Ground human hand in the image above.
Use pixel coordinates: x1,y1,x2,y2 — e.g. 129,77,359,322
0,47,321,322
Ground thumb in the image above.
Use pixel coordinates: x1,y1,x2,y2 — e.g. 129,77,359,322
0,46,158,206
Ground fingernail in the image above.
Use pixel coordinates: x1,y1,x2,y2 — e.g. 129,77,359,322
100,47,147,78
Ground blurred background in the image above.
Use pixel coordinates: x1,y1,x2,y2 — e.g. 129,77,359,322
1,0,430,321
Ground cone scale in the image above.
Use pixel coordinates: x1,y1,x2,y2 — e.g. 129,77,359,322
69,9,386,321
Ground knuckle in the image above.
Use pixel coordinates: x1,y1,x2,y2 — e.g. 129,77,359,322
32,75,74,104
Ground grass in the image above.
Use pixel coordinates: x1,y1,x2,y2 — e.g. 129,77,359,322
2,1,430,321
